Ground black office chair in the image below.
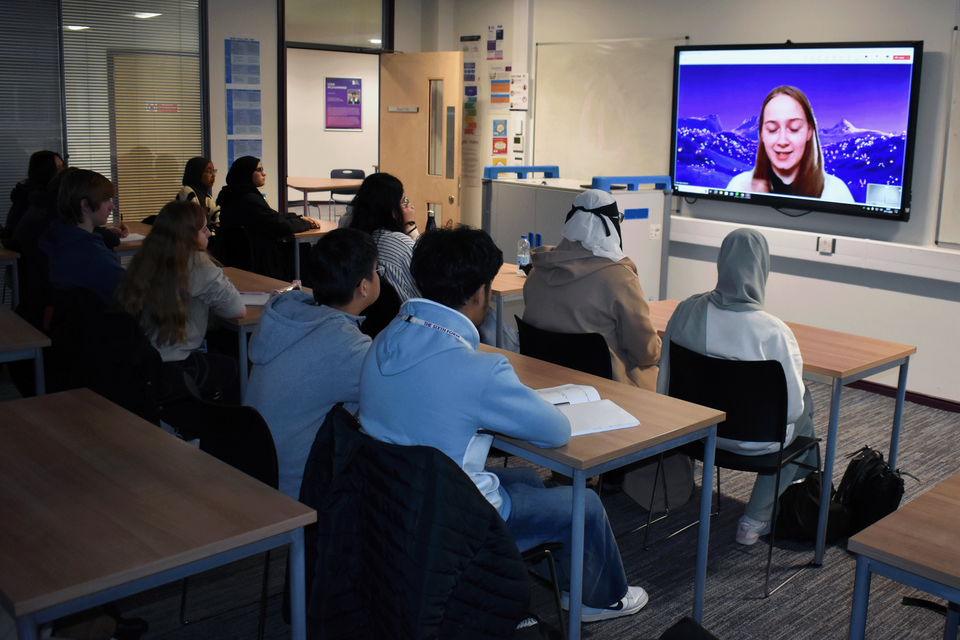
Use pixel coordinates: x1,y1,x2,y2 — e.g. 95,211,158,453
515,315,613,379
178,375,279,640
647,341,821,597
328,168,364,218
359,277,401,339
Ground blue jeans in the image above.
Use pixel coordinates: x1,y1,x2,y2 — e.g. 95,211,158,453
491,467,629,609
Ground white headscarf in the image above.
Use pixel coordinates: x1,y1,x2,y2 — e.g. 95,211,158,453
560,189,626,262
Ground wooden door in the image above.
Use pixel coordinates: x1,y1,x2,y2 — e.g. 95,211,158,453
380,52,462,228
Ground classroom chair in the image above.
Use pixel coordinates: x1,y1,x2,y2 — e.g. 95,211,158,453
328,168,364,219
178,374,279,640
649,342,822,597
514,315,613,379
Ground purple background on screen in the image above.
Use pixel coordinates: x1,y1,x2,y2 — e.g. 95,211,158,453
673,63,915,203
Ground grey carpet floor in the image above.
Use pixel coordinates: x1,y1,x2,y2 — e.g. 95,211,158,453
3,368,958,639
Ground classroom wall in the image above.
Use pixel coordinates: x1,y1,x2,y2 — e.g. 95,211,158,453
285,49,380,204
207,0,279,206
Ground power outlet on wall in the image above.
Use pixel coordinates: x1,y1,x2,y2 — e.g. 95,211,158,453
817,236,836,254
649,224,662,240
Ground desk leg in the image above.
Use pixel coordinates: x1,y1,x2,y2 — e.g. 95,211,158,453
849,555,871,640
495,295,504,349
888,357,910,470
568,468,586,640
946,602,959,640
34,347,45,396
289,528,307,640
815,378,842,565
302,190,309,218
693,426,716,623
16,613,39,640
238,328,249,404
294,240,301,281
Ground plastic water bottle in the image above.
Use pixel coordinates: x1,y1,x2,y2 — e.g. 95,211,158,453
517,235,531,273
425,209,437,232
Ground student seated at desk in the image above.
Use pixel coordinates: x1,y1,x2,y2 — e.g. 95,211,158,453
216,155,320,281
2,149,63,251
38,168,129,305
359,225,649,622
347,172,421,302
176,156,220,227
246,228,379,499
522,189,661,391
658,228,817,545
114,200,246,402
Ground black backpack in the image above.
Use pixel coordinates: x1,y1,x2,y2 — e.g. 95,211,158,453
835,446,906,535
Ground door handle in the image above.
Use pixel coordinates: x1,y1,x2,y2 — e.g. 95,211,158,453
448,195,454,204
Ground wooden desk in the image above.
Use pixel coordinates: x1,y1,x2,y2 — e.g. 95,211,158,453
220,267,313,403
0,389,316,640
286,220,337,280
0,247,20,309
848,472,960,639
0,305,49,396
490,263,527,348
649,299,917,565
481,345,724,639
287,177,363,218
113,221,152,257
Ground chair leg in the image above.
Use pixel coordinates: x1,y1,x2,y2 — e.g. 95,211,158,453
179,577,191,625
257,550,271,640
543,549,566,640
642,453,666,550
641,456,721,550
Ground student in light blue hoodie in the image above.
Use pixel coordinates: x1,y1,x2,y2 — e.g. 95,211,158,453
359,225,649,623
246,228,380,499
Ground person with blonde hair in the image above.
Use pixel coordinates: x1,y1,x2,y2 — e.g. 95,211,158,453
114,200,246,400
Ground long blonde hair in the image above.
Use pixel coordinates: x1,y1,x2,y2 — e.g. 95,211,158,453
114,201,209,346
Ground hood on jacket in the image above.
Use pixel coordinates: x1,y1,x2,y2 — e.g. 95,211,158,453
529,238,637,288
373,298,480,377
248,290,366,365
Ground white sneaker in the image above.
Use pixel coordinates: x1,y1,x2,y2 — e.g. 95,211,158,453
560,586,649,622
736,515,771,545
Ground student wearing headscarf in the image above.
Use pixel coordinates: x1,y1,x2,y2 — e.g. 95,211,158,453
176,156,220,225
522,189,661,390
658,227,816,545
2,150,65,251
216,155,320,281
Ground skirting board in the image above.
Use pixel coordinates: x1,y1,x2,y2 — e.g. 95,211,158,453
670,216,960,284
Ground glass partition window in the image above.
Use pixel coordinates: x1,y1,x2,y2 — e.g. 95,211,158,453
428,80,444,176
285,0,383,49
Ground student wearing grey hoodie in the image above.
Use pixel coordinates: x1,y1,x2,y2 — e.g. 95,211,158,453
246,228,380,499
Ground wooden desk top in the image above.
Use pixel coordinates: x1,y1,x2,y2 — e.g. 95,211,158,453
0,305,50,353
113,221,152,254
491,263,527,297
292,219,338,241
848,471,960,592
287,177,364,193
648,299,917,380
0,247,19,262
0,389,316,617
222,267,300,327
479,345,724,471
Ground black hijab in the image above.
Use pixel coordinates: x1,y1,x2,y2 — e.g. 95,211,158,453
182,156,212,200
225,156,261,188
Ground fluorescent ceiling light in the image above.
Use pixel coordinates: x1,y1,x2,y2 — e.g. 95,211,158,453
64,25,89,31
369,39,382,44
133,12,161,18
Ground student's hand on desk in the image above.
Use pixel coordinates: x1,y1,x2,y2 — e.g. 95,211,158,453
303,216,322,228
108,222,130,238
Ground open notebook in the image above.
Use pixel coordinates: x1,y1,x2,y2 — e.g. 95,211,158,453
536,384,640,436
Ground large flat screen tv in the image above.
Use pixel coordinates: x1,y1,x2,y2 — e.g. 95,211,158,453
670,41,923,221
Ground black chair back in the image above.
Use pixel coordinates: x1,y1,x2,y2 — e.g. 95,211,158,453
515,315,613,379
668,341,788,444
218,225,255,272
330,169,365,202
359,277,401,339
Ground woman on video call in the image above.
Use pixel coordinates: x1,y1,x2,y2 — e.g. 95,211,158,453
726,85,855,202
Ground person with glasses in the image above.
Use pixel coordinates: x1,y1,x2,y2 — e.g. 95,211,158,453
216,155,321,282
347,172,421,302
176,156,220,227
522,189,661,391
246,228,380,499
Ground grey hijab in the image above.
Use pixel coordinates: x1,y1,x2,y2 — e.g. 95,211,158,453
657,228,770,394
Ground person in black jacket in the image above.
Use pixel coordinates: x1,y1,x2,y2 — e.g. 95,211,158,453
216,155,320,281
2,150,64,251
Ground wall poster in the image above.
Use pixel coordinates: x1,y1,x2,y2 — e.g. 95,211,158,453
325,77,363,131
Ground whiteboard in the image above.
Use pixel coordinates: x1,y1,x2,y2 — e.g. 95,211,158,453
533,37,686,179
938,28,960,246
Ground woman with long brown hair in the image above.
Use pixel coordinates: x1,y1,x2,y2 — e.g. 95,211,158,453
114,200,246,400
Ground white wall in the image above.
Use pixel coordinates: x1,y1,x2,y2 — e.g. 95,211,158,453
207,0,279,205
286,49,380,203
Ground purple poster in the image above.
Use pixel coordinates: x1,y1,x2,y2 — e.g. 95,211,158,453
325,77,362,131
